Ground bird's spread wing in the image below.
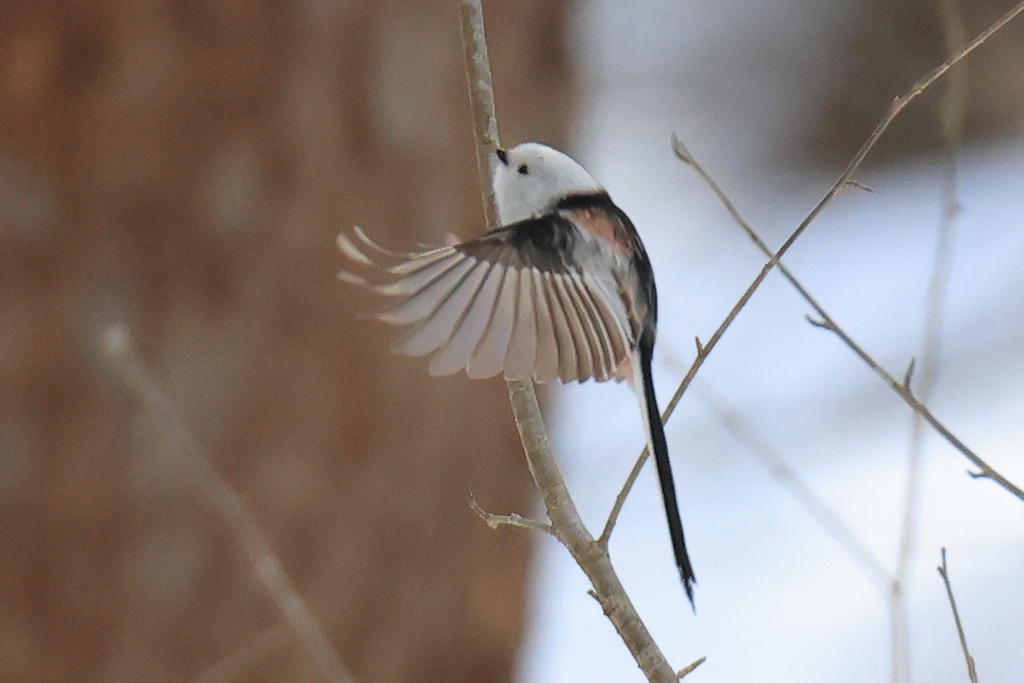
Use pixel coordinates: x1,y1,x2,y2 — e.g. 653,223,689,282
337,217,634,383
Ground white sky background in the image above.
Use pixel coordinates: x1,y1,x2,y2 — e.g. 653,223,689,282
517,1,1024,682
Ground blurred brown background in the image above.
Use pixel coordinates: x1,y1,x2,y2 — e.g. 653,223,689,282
0,1,572,681
805,0,1024,165
1,0,1022,682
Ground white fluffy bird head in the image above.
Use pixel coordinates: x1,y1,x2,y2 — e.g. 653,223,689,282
493,142,605,225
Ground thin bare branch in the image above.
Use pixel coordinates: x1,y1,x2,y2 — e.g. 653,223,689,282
677,657,707,679
101,326,354,683
662,100,1024,508
937,549,979,683
468,494,553,535
505,379,680,683
667,141,1024,505
602,0,1024,537
460,2,684,680
599,440,651,546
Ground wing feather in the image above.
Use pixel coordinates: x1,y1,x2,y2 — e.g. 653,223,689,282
429,264,502,376
338,202,647,384
393,261,489,356
467,267,518,379
386,247,455,276
586,275,632,377
530,269,560,383
375,251,463,297
336,230,375,266
539,271,576,382
504,269,538,381
566,271,614,381
550,274,592,382
376,256,474,326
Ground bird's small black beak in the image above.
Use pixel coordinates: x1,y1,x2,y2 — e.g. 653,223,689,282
496,148,508,165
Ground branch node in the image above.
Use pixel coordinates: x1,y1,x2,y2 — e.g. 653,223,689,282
694,336,703,355
468,493,552,535
843,179,875,193
677,656,707,679
805,314,832,330
966,470,989,480
670,132,695,166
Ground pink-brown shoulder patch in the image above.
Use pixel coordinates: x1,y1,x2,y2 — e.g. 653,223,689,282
562,207,632,255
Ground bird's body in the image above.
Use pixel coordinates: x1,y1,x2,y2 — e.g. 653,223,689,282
338,142,696,607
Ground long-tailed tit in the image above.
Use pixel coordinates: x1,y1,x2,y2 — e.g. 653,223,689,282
338,142,695,607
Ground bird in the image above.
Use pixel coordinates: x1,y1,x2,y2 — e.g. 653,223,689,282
337,141,696,608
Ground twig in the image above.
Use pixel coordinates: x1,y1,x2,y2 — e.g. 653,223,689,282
677,656,706,679
599,445,645,546
667,135,1022,502
459,2,686,681
664,119,1022,505
667,132,1024,556
937,548,979,683
653,153,1024,683
902,359,917,391
468,494,554,535
601,0,1024,544
100,326,354,683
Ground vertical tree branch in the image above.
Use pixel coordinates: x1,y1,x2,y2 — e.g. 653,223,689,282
459,2,688,680
459,0,501,231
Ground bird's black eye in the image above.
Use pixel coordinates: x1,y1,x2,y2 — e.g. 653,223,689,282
517,163,529,175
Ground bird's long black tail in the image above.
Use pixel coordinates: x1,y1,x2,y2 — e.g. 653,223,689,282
636,333,696,610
